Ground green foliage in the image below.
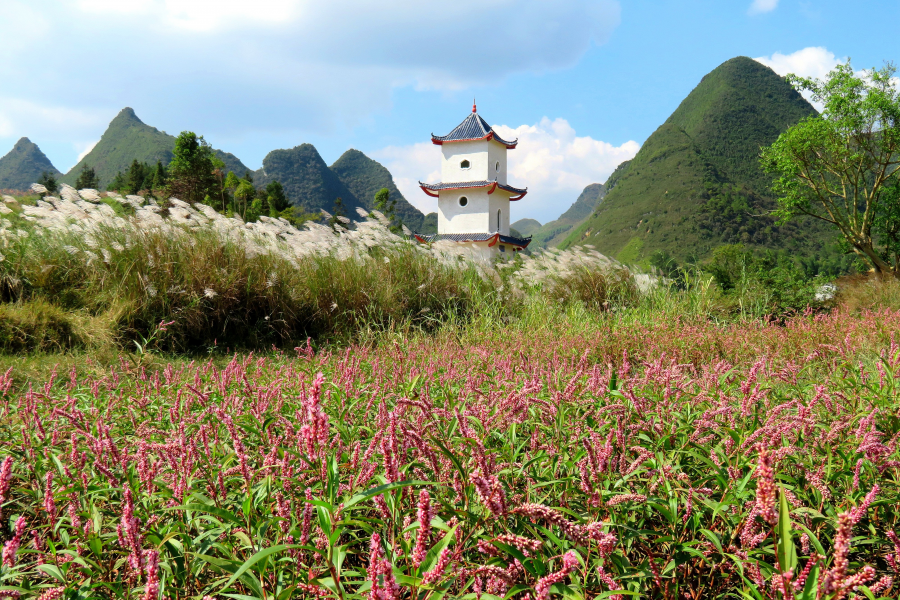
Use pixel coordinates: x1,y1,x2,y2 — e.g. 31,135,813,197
373,187,404,233
0,137,60,190
35,171,58,194
562,57,845,269
528,162,629,248
168,132,219,204
264,180,289,214
761,60,900,275
73,164,99,190
60,107,250,188
330,148,425,232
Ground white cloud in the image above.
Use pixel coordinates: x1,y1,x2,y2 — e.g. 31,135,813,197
755,47,845,111
754,47,841,80
373,117,639,224
748,0,779,15
0,97,107,141
0,0,621,168
73,140,99,169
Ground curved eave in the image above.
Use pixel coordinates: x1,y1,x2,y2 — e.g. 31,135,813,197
419,180,527,199
411,232,532,250
430,130,518,149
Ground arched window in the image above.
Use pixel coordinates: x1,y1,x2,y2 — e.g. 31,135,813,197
497,209,501,231
460,159,470,169
495,161,500,172
459,196,468,207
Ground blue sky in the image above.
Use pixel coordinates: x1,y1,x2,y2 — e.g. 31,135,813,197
1,0,897,223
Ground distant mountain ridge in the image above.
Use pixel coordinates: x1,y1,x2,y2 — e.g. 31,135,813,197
0,107,427,230
254,145,427,232
518,159,632,249
61,108,250,187
560,56,841,266
0,137,60,190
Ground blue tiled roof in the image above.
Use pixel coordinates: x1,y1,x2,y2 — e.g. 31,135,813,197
415,232,532,248
431,112,518,147
419,180,527,195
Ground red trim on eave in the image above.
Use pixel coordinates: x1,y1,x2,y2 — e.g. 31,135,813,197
487,233,500,247
509,192,527,201
420,185,440,198
487,182,498,195
414,234,427,243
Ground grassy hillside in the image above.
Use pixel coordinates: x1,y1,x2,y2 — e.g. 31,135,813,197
527,160,631,248
254,144,360,215
0,137,60,190
61,108,250,188
330,149,425,231
510,218,541,237
256,146,427,228
561,57,846,271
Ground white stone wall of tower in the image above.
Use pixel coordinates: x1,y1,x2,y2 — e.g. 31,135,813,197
437,189,513,235
440,139,508,184
438,189,489,234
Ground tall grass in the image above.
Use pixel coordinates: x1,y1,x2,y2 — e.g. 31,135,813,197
0,187,642,352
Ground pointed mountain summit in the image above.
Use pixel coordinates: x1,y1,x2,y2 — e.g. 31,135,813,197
254,144,358,215
62,107,250,188
561,56,838,265
0,137,61,190
254,145,426,230
330,149,425,231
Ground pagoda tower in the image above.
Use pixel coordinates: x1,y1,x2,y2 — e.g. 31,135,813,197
415,103,531,256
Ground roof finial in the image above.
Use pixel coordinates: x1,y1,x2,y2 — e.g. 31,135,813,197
472,97,476,113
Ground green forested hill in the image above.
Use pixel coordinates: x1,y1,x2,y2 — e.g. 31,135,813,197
61,108,250,187
524,160,631,248
330,149,425,231
561,57,844,269
254,144,355,215
255,145,426,230
0,138,60,190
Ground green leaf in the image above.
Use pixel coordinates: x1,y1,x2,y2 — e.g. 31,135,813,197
343,480,427,510
797,561,820,600
38,564,66,584
777,487,797,572
174,504,243,526
219,544,300,592
419,525,458,575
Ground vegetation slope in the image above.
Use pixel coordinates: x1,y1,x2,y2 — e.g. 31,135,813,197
0,137,60,190
255,145,428,232
561,57,847,272
60,108,250,188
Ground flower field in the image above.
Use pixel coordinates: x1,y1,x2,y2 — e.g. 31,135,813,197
1,307,900,600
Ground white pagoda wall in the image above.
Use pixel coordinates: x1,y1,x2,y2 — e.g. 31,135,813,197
438,188,489,234
441,139,508,184
438,189,512,235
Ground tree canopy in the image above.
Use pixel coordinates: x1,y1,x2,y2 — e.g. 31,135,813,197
167,132,220,204
761,61,900,275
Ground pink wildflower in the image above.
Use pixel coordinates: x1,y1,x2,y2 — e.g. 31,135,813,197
534,551,579,600
2,516,26,567
412,490,431,567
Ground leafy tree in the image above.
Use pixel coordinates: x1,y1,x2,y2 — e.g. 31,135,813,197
74,164,99,190
265,180,289,215
329,197,346,228
242,171,253,183
107,171,127,192
151,161,168,191
36,171,58,194
373,187,402,233
167,131,219,204
127,159,148,195
761,61,900,276
234,180,255,219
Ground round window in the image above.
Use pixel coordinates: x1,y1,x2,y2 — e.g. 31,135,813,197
459,196,468,207
495,161,500,172
460,159,470,169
